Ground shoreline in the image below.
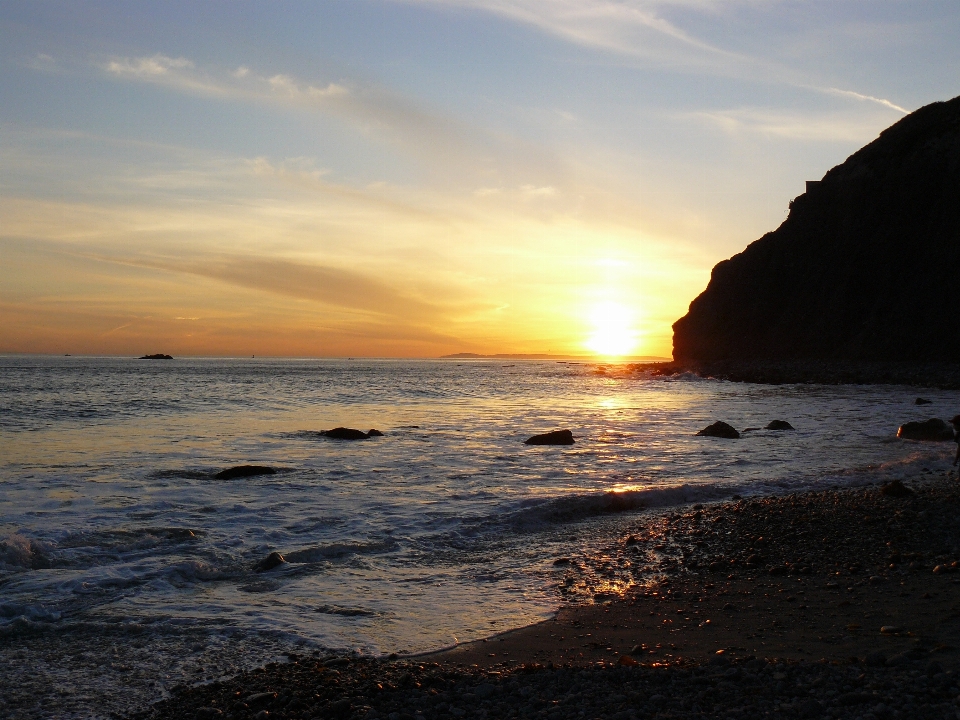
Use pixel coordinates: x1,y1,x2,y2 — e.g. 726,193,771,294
130,472,960,719
641,360,960,389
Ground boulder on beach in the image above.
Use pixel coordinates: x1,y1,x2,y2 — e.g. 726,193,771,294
139,353,173,360
524,429,575,445
254,551,286,573
765,420,795,430
696,421,740,439
321,427,371,440
214,465,277,480
880,480,914,498
896,418,955,441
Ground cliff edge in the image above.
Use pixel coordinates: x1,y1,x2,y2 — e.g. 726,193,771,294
672,95,960,365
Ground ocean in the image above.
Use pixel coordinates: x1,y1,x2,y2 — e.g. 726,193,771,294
0,356,955,718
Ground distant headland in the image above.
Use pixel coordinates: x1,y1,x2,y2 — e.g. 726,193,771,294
660,94,960,387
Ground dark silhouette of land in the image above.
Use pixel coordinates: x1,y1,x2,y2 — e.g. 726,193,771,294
665,94,960,385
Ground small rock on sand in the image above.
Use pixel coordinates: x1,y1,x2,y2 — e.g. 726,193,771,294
696,421,740,439
214,465,277,480
524,429,574,445
880,479,913,498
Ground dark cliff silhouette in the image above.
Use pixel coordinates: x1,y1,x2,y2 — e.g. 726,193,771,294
672,95,960,366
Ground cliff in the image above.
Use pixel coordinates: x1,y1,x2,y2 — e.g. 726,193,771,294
672,95,960,365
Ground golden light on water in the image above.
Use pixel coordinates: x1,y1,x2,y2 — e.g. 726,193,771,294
585,300,640,357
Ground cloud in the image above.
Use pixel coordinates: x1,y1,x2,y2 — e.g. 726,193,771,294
97,53,560,185
681,106,897,143
398,0,749,67
822,87,908,115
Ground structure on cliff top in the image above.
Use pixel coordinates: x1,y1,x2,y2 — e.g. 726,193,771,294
672,94,960,364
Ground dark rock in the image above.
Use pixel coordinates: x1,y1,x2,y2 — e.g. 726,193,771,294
139,353,173,359
366,429,384,437
696,421,740,439
214,465,276,480
897,418,955,441
672,95,960,364
865,651,887,667
915,397,933,405
321,427,370,440
765,420,795,430
880,479,913,498
552,557,571,565
797,698,822,718
254,552,286,573
524,429,575,445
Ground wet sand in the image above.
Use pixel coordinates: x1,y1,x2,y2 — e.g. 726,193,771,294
130,473,960,720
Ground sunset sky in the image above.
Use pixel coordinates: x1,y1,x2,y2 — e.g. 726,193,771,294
2,1,958,358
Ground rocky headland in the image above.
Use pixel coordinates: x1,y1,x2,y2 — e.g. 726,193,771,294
667,94,960,387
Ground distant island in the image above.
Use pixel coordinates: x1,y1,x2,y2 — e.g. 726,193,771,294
441,353,670,362
139,354,174,360
661,94,960,387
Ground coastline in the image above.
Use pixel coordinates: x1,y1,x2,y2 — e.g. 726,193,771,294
641,360,960,389
130,472,960,719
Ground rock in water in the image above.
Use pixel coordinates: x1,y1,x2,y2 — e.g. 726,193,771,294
672,95,960,364
139,353,173,359
896,418,955,441
915,397,932,405
880,479,913,498
696,421,740,439
254,552,286,573
214,465,277,480
524,429,575,445
321,427,370,440
765,420,795,430
366,429,384,437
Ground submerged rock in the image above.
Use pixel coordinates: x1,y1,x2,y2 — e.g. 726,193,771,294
896,418,955,441
696,421,740,439
321,427,371,440
214,465,277,480
524,429,575,445
254,551,286,573
765,420,795,430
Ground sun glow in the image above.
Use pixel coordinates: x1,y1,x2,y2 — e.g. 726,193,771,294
585,300,640,357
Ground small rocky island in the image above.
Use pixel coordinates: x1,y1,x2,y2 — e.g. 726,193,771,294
664,95,960,386
139,354,174,360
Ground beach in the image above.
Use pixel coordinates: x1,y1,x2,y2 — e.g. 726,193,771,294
128,472,960,719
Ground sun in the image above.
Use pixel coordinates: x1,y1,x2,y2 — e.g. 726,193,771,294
585,301,639,357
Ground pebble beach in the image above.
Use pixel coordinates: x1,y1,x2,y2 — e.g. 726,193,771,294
128,472,960,720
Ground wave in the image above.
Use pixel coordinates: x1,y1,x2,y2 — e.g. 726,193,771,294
497,483,737,529
283,540,399,563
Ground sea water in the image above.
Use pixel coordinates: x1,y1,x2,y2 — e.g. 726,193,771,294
1,356,956,718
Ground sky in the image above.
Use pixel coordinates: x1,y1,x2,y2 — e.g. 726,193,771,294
1,1,958,359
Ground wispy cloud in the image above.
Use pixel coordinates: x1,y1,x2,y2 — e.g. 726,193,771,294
398,0,751,67
98,53,565,187
399,1,911,115
822,87,908,115
681,106,898,143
